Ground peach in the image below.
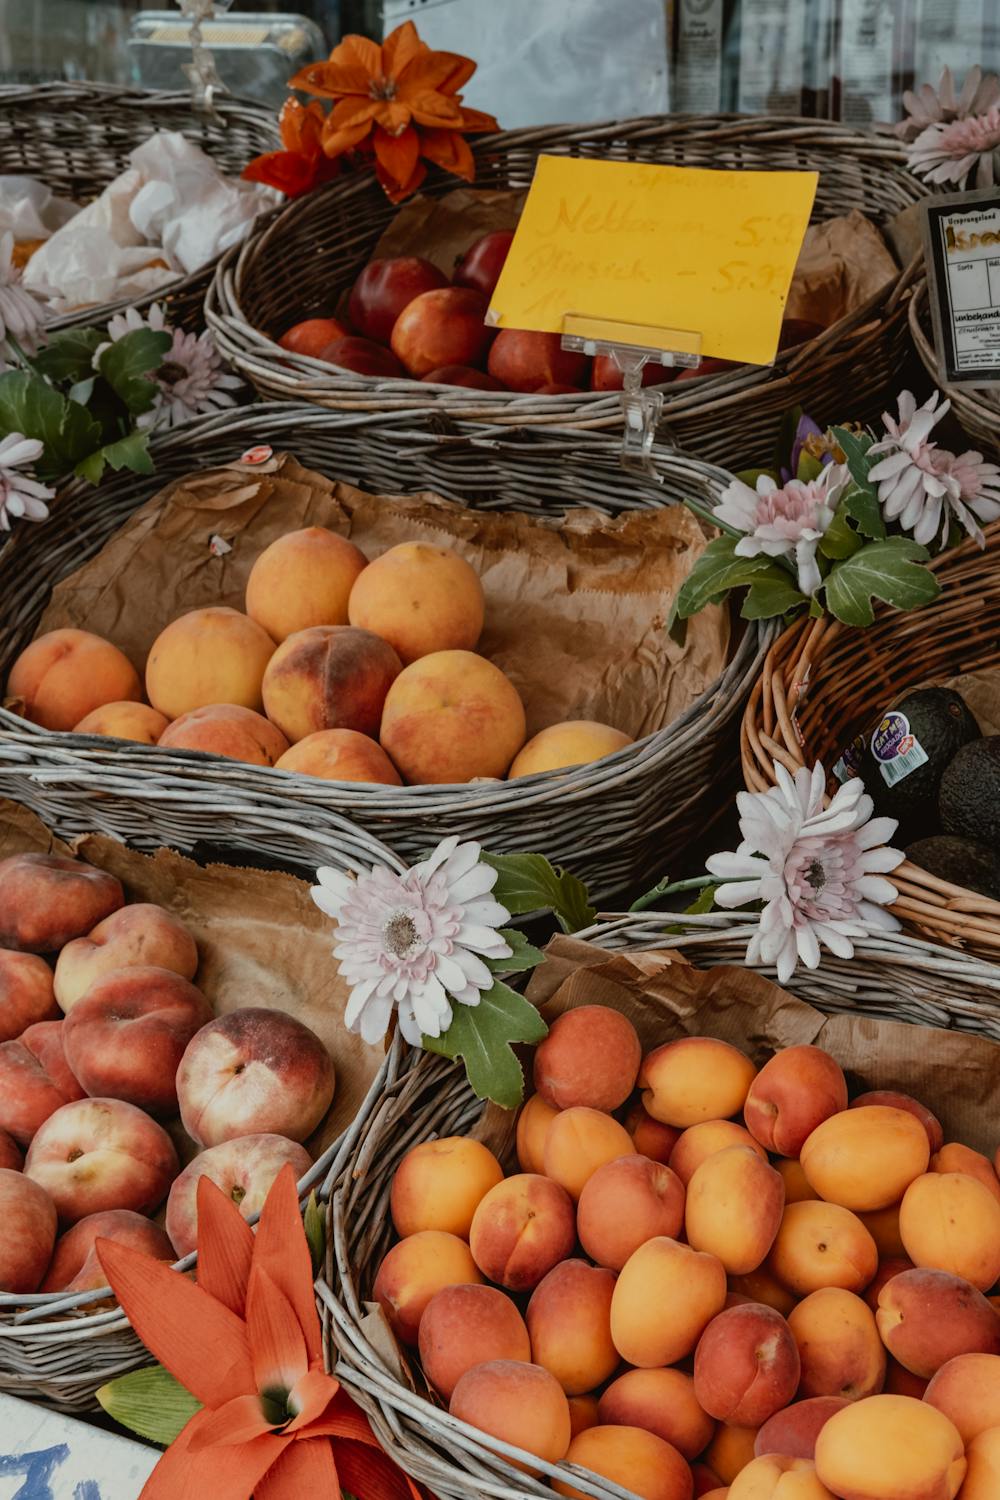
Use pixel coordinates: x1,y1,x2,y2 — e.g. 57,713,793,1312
693,1466,725,1497
145,607,276,719
349,257,449,344
754,1398,850,1460
641,1038,757,1128
553,1425,692,1500
469,1173,576,1291
274,729,401,784
863,1257,914,1311
533,1004,641,1113
509,721,633,778
322,335,406,377
800,1106,930,1212
768,1200,878,1297
729,1457,834,1499
857,1202,906,1259
278,316,350,356
0,1129,22,1170
245,527,368,643
0,951,58,1040
417,1283,530,1400
899,1172,1000,1290
453,231,514,298
930,1142,1000,1204
850,1091,943,1153
0,1020,86,1144
450,1359,571,1471
74,701,169,744
671,1121,769,1187
516,1091,559,1173
876,1268,1000,1378
961,1427,1000,1500
390,1136,503,1239
624,1100,682,1163
421,365,504,390
0,853,123,953
158,704,289,766
924,1353,1000,1443
787,1288,885,1401
372,1229,483,1346
261,624,401,744
390,288,492,378
705,1424,760,1484
599,1368,715,1459
379,649,526,784
347,541,484,666
0,1168,56,1292
176,1007,334,1147
568,1395,600,1437
165,1133,310,1258
577,1154,685,1270
813,1395,965,1500
41,1209,175,1294
6,628,141,731
611,1235,727,1367
699,1492,729,1500
729,1267,798,1318
487,330,589,393
526,1259,618,1395
542,1106,635,1200
54,903,198,1014
694,1304,800,1425
776,1158,818,1204
686,1147,785,1275
885,1356,929,1398
62,966,212,1116
744,1047,848,1157
26,1097,177,1223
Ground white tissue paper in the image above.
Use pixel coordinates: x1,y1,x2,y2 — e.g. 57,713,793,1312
0,177,79,241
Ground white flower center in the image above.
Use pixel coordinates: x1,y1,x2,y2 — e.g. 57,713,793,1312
382,909,420,959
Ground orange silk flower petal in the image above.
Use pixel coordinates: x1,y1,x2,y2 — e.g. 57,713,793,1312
331,31,383,76
407,92,464,129
455,105,500,133
322,118,374,159
195,1176,255,1320
247,1264,310,1399
253,1163,322,1364
397,50,475,97
255,1436,340,1500
298,1385,386,1444
279,98,324,154
376,155,427,203
381,21,425,80
330,95,380,131
372,98,414,135
419,128,475,181
187,1394,275,1452
374,125,421,189
286,1363,342,1433
335,1441,423,1500
139,1410,291,1500
288,61,370,99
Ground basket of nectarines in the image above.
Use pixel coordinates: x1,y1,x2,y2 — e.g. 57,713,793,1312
319,928,1000,1500
208,114,925,468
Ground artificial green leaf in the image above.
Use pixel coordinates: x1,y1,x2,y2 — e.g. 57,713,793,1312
0,370,103,478
482,851,596,934
489,928,545,975
684,883,718,915
823,538,940,627
74,449,106,485
819,499,864,561
97,327,172,414
809,593,825,618
97,1364,202,1446
675,535,775,620
830,426,886,540
32,327,103,383
796,451,824,483
735,467,773,487
73,429,156,486
422,978,548,1109
304,1190,325,1275
740,569,809,620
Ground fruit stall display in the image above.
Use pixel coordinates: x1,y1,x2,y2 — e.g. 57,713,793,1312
208,115,926,469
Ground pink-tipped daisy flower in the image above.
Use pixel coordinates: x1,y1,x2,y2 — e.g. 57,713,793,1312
0,433,55,531
713,465,849,597
895,64,1000,142
908,103,1000,188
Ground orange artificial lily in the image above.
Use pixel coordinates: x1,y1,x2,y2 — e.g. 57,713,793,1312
96,1166,418,1500
242,98,342,198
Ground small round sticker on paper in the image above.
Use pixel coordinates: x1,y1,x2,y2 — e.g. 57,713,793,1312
240,445,273,465
870,712,910,763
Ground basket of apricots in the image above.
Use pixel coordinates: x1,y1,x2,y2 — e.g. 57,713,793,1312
318,937,1000,1500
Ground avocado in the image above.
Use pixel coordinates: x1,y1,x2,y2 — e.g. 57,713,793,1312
905,835,1000,901
940,736,1000,848
857,687,980,841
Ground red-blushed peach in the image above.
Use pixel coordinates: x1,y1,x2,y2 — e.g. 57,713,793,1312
754,1397,850,1460
349,257,449,343
26,1097,177,1224
176,1007,334,1147
453,231,514,298
6,628,141,731
568,1395,600,1438
640,1038,757,1128
73,701,170,745
768,1200,878,1297
670,1121,768,1188
41,1209,175,1293
245,527,369,643
274,729,402,784
705,1424,759,1485
686,1147,785,1275
0,1129,22,1170
543,1106,636,1200
801,1107,930,1212
0,1020,86,1144
624,1100,682,1163
390,288,492,379
158,704,289,767
526,1259,618,1395
776,1158,819,1204
261,625,402,743
62,966,212,1116
322,335,406,378
577,1154,685,1270
728,1267,798,1318
930,1142,1000,1204
417,1283,530,1400
469,1172,576,1291
699,1491,728,1500
145,608,276,719
857,1202,906,1260
533,1004,641,1112
813,1394,965,1500
961,1426,1000,1500
0,951,57,1040
0,1168,56,1292
54,903,198,1014
694,1304,800,1426
885,1356,929,1398
516,1091,559,1174
278,316,350,356
450,1359,571,1473
849,1091,943,1154
924,1353,1000,1443
728,1456,835,1499
509,721,633,778
379,649,526,784
899,1172,1000,1290
552,1424,693,1500
744,1047,848,1157
347,541,485,666
421,364,504,390
487,330,589,393
372,1230,482,1347
692,1464,725,1496
165,1132,310,1257
390,1136,503,1239
611,1235,727,1367
0,854,123,953
863,1257,914,1311
787,1288,886,1401
599,1367,715,1459
876,1268,1000,1378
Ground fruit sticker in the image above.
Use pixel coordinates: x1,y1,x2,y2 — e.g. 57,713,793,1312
832,733,866,784
869,711,930,788
239,445,274,465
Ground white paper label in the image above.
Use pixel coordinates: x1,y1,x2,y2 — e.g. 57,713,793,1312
673,0,724,113
936,203,1000,375
870,711,930,788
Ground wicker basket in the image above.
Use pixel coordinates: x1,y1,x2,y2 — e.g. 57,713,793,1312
208,114,926,468
318,912,1000,1500
740,523,1000,956
910,278,1000,457
0,82,279,333
0,402,773,899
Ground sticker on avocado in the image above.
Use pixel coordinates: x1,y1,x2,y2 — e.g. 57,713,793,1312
869,711,929,788
832,733,866,783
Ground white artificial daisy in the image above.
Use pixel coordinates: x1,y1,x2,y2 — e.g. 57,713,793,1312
104,301,169,345
908,104,1000,189
138,326,242,431
868,390,999,546
0,232,47,355
895,65,1000,142
0,433,55,531
713,465,849,597
706,762,903,984
311,837,512,1047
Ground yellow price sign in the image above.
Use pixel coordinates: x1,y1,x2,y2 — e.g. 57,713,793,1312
488,155,818,367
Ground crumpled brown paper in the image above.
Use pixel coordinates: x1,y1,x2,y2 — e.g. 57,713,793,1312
371,187,528,279
36,453,729,742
